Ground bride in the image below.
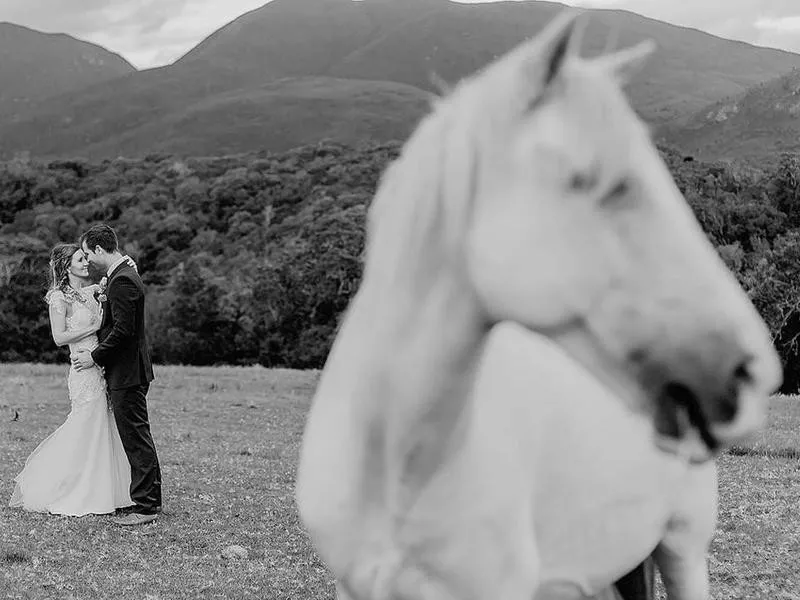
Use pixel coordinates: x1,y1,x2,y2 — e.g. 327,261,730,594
9,242,134,516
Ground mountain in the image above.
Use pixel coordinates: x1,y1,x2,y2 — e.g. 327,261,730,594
658,68,800,163
176,0,379,76
31,77,432,159
328,2,800,125
0,22,135,117
3,0,800,160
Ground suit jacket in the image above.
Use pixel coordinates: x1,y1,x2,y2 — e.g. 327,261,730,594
91,262,154,390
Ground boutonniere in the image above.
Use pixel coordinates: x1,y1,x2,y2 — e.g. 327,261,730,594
95,276,108,303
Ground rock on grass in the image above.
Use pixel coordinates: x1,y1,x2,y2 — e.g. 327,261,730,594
220,545,249,560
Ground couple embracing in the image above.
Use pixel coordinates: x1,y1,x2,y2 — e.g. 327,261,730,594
9,224,162,526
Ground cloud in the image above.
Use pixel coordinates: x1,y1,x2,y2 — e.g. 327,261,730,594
1,0,109,36
750,16,800,54
755,15,800,32
0,0,269,68
553,0,800,53
3,0,800,69
0,0,189,37
117,0,269,66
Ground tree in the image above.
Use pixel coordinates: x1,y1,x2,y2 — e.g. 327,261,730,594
0,268,59,362
254,200,366,368
768,152,800,228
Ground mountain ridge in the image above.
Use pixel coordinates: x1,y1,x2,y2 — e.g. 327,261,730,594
0,21,136,117
660,68,800,163
3,0,800,160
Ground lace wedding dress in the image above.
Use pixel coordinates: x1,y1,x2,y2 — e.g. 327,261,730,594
9,286,133,516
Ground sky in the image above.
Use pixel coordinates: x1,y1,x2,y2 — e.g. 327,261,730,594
1,0,800,69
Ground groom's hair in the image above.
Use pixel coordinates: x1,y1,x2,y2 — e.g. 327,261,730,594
81,223,119,253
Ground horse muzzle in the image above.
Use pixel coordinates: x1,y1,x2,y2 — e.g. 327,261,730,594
649,349,780,463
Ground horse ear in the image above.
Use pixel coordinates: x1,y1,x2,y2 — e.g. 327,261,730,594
429,71,453,97
594,40,656,86
538,10,586,87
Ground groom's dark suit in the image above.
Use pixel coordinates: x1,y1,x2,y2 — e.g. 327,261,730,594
91,260,161,515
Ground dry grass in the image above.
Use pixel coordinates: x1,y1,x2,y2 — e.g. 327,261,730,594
1,363,798,599
709,395,800,599
1,363,333,600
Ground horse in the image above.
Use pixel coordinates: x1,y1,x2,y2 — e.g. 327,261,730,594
295,10,782,600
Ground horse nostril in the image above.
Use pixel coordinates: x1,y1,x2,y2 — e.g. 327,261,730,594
714,393,738,424
716,359,753,424
732,359,754,386
659,382,720,451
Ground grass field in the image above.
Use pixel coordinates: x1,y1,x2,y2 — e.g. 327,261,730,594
1,363,798,600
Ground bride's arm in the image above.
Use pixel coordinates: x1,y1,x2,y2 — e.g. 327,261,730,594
49,297,101,347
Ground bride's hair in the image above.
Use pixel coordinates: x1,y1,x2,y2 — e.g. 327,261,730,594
45,243,85,305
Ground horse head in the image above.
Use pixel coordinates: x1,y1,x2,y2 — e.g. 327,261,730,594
371,11,781,463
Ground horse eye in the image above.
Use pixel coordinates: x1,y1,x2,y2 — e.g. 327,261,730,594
569,170,599,192
602,179,630,202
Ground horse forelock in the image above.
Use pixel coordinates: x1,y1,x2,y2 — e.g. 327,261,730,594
521,53,653,188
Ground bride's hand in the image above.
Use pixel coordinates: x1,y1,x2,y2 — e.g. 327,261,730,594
126,256,138,272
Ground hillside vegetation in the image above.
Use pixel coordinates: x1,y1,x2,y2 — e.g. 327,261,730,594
3,142,800,391
661,68,800,163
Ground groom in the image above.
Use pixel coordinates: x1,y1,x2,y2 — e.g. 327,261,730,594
72,223,162,526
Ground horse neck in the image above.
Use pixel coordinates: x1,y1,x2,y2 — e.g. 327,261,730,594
368,261,487,388
334,256,490,500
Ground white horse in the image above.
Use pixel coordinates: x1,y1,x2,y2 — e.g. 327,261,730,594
295,11,782,600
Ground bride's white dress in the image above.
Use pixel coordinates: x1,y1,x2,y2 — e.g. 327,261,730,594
9,286,133,516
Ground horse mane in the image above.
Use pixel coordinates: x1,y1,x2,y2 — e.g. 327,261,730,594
364,99,479,289
429,71,453,97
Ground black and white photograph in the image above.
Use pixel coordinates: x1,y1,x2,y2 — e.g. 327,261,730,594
1,1,798,599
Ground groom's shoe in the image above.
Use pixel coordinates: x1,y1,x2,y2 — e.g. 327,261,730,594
115,504,161,516
111,512,158,527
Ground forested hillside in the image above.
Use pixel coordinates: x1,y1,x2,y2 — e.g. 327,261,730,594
3,142,800,391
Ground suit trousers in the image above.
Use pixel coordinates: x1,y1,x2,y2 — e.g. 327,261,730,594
109,383,162,514
613,559,656,600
